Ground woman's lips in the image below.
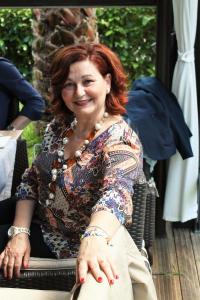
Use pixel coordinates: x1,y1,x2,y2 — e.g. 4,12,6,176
74,99,92,106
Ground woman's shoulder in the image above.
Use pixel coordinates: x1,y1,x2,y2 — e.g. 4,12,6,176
44,117,68,134
42,117,66,150
106,118,141,146
102,118,143,162
44,117,61,134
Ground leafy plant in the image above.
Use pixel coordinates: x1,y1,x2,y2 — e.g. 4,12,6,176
96,7,156,84
0,8,33,80
22,122,43,165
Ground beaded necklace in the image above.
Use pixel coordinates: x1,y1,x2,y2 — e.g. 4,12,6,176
46,112,109,206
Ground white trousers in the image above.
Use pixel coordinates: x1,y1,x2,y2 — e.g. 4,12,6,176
77,226,157,300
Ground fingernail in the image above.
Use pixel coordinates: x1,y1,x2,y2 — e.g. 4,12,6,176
98,277,103,283
25,264,29,269
115,275,119,279
109,279,114,285
80,278,85,283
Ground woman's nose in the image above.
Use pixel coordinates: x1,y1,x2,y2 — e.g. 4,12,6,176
75,84,85,97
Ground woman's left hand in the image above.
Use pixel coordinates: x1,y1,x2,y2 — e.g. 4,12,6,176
77,236,118,285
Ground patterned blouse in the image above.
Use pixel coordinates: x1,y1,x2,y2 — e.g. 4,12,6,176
16,118,145,258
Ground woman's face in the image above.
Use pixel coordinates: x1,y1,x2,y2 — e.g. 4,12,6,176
61,59,111,119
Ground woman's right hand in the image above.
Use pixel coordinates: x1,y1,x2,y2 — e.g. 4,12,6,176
0,233,31,279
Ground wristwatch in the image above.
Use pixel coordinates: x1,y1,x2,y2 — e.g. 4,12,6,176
6,124,16,131
7,226,30,239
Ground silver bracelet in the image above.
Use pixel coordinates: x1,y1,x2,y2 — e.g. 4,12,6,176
80,228,109,243
86,225,109,236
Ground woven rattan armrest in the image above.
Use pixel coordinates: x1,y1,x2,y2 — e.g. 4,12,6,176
0,257,76,291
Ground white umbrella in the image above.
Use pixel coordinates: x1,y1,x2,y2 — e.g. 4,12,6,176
163,0,199,222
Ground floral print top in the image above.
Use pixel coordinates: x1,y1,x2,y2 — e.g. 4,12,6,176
16,118,145,258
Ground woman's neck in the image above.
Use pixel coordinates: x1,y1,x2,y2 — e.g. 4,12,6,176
74,113,122,140
74,111,105,138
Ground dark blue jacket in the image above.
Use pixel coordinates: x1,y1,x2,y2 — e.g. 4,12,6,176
0,58,45,129
124,77,193,160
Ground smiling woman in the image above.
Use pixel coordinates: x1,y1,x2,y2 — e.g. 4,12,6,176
0,42,157,300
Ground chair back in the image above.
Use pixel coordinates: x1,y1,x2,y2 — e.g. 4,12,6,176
127,181,148,250
11,139,29,195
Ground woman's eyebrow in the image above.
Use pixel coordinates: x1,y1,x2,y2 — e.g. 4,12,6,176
67,74,93,81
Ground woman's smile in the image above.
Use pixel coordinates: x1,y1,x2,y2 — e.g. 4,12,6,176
74,98,93,106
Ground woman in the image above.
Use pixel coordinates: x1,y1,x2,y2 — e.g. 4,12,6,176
0,43,157,299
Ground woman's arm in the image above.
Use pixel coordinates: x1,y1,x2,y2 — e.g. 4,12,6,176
77,126,143,285
0,200,35,279
0,160,40,280
89,210,120,237
0,120,57,279
77,210,120,285
13,199,35,228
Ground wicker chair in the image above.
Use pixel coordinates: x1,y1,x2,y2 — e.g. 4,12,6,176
11,139,29,196
143,160,157,265
0,181,148,291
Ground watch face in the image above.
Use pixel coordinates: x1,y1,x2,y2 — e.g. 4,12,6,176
8,226,14,237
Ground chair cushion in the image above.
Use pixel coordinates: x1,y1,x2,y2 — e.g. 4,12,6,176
26,257,76,270
0,288,68,300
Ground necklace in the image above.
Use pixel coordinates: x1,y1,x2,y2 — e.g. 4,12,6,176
46,112,109,206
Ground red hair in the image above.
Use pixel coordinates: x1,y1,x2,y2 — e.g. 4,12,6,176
50,43,128,119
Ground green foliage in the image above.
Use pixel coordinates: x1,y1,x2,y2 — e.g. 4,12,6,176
0,7,156,84
22,122,43,165
96,7,156,84
0,8,33,80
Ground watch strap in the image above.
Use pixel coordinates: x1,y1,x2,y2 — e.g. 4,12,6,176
6,124,16,131
8,226,30,238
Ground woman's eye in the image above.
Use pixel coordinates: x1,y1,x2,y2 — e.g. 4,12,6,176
63,82,75,89
83,79,93,86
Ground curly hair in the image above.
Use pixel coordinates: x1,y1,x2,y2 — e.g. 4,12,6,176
49,43,128,120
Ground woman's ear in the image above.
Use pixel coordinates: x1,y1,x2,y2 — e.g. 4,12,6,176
105,73,111,94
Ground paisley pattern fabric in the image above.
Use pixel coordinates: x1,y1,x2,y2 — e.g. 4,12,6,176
16,118,145,258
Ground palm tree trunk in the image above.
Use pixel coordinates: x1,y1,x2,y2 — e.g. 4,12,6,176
32,8,98,126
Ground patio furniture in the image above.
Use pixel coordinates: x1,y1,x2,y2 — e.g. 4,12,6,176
143,161,157,265
11,138,29,195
